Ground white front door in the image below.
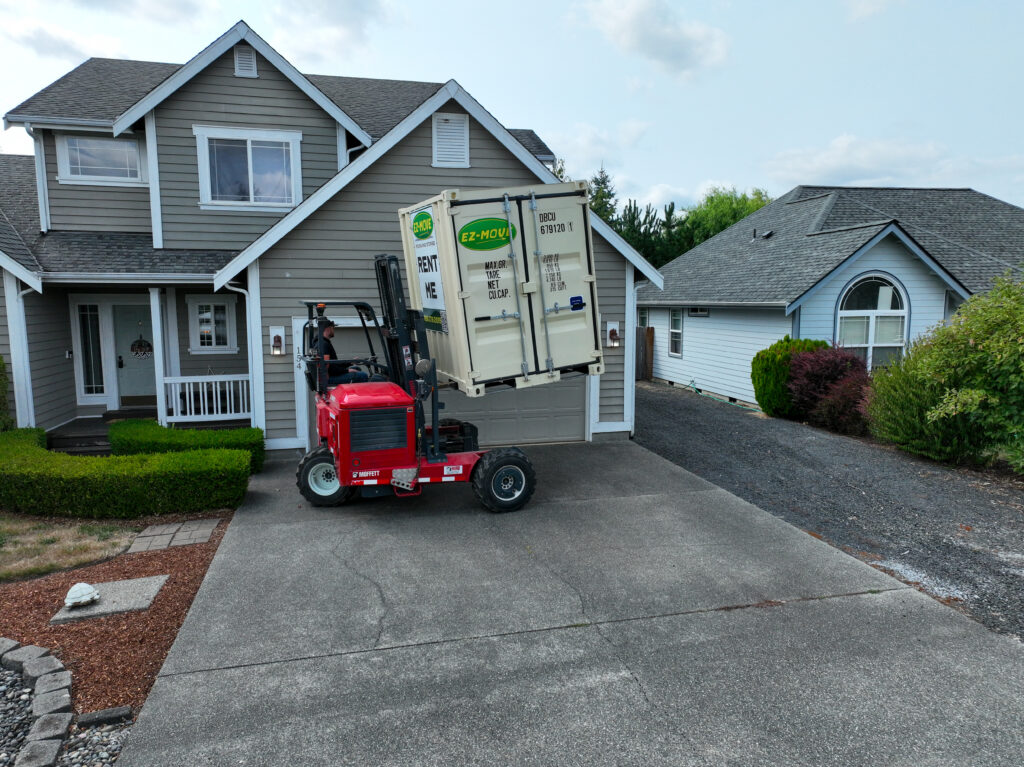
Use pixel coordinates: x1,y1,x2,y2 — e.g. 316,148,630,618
113,305,156,403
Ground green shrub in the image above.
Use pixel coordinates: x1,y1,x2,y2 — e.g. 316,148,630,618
0,429,250,518
915,276,1024,472
109,419,265,473
0,355,13,432
866,342,993,465
750,335,830,417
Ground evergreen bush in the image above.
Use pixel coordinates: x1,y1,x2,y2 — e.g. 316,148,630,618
750,335,829,417
109,419,265,473
0,429,250,518
788,347,866,421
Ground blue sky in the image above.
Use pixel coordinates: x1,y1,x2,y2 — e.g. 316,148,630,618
2,0,1022,208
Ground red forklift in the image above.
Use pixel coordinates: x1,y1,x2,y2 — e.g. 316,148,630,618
296,254,536,512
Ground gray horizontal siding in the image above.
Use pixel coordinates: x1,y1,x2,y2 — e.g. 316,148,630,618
24,286,77,429
593,238,625,423
156,49,339,249
0,273,14,423
42,130,152,233
259,102,559,441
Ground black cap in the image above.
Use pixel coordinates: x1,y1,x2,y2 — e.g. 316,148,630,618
322,318,335,327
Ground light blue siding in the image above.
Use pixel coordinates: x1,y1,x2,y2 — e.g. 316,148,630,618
799,233,951,345
647,306,790,402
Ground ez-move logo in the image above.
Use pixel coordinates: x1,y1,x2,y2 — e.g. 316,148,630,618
458,218,517,251
412,211,433,240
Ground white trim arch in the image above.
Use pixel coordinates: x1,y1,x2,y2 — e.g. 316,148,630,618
835,271,909,370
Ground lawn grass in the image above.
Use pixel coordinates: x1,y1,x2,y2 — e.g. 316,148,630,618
0,514,139,581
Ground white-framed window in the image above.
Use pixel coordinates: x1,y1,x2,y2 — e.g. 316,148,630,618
234,45,258,77
637,307,649,327
432,112,470,168
55,134,147,186
836,274,907,370
669,309,682,357
192,125,303,212
688,307,709,317
186,294,239,354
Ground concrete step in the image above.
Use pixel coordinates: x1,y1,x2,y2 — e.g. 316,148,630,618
51,444,111,456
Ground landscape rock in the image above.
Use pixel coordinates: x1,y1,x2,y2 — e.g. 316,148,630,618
75,706,132,727
25,713,72,742
33,672,71,697
20,657,63,687
12,738,61,767
31,690,71,717
1,647,48,673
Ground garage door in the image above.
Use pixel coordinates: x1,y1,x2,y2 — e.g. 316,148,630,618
437,375,587,446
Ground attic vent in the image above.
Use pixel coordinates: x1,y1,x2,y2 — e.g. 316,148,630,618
234,45,257,78
432,113,470,168
751,228,773,241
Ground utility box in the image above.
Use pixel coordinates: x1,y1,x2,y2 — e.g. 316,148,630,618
398,181,603,397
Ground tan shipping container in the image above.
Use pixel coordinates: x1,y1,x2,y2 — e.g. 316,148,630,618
398,181,603,397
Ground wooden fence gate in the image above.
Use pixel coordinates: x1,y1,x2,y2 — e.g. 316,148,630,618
635,326,654,380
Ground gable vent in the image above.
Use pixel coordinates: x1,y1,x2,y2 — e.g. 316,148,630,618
234,45,258,78
432,113,469,168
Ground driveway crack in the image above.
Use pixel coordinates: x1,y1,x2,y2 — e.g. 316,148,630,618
330,540,388,649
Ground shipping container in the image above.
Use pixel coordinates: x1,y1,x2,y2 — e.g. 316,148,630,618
398,182,603,397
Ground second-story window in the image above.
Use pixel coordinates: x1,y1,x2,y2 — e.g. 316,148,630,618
56,135,146,186
193,126,303,211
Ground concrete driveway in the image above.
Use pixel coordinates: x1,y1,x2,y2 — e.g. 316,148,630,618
119,442,1023,766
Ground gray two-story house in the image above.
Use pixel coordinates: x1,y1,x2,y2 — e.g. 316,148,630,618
0,21,662,450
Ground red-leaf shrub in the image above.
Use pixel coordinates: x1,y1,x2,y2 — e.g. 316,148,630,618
810,370,870,435
788,347,867,422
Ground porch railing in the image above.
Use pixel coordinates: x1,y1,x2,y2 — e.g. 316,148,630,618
163,375,252,424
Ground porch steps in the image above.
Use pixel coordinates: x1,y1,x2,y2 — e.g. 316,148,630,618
48,420,111,456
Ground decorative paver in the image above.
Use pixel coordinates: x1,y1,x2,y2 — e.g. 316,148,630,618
127,519,219,553
50,575,169,625
26,713,73,742
32,689,71,717
21,656,63,685
12,737,62,767
34,671,71,696
1,645,47,672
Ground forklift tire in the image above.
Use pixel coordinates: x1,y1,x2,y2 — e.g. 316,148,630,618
471,448,536,513
296,447,354,507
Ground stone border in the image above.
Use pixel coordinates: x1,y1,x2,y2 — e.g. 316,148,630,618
1,636,73,767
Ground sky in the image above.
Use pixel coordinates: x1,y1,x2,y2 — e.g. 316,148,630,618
1,0,1022,210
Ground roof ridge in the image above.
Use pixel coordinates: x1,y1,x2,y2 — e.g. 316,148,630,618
0,203,42,272
807,219,892,236
807,191,838,232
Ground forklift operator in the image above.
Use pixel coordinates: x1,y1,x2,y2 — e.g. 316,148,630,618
318,320,370,385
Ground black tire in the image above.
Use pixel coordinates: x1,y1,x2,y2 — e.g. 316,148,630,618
471,447,536,513
296,447,354,507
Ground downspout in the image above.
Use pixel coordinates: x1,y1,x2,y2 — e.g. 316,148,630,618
24,123,50,233
14,283,36,427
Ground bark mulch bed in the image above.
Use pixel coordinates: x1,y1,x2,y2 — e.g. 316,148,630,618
0,511,232,714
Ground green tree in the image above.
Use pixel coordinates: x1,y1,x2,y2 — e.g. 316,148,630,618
677,186,772,255
588,166,618,223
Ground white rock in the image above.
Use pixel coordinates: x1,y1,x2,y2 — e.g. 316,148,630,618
65,582,100,607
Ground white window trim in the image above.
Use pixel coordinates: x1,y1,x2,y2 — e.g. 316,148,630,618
688,307,710,317
669,309,683,358
637,307,649,327
836,274,908,370
55,133,148,187
432,112,470,168
192,125,303,212
186,294,240,355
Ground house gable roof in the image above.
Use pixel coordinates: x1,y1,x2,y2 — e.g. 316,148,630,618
214,81,662,290
636,186,1024,308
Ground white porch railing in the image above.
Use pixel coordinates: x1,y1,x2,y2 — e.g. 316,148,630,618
163,375,252,424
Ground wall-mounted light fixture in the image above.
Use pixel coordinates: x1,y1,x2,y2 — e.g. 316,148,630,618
606,321,620,348
269,326,285,356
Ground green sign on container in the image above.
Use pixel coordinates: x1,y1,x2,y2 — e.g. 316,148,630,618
457,218,517,251
412,211,434,240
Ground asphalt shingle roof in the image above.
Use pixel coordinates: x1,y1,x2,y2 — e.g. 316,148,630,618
637,186,1024,306
0,155,42,271
508,129,554,160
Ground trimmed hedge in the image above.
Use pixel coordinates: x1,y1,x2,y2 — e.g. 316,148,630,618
750,336,829,417
0,355,12,432
109,419,265,473
0,428,250,519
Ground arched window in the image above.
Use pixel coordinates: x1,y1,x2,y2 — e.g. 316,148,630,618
837,275,907,369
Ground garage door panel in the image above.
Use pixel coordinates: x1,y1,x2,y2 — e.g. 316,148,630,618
437,377,586,446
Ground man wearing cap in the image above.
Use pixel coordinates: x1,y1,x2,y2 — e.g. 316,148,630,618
318,320,370,385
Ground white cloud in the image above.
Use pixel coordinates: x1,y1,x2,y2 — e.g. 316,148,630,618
584,0,727,79
633,182,691,209
268,0,395,68
2,21,122,62
764,134,1024,202
547,120,651,178
67,0,206,24
845,0,902,21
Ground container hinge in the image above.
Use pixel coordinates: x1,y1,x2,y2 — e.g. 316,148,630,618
583,275,596,283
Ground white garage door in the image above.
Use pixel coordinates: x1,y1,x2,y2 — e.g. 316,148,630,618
437,375,587,446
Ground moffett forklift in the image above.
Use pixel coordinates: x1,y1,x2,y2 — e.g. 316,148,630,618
296,254,536,512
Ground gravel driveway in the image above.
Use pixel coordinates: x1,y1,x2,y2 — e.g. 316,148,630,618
634,380,1024,641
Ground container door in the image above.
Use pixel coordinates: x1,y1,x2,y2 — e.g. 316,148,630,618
450,200,539,382
520,194,601,372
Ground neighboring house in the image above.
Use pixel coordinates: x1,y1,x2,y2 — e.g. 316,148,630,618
636,185,1024,404
0,21,662,449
